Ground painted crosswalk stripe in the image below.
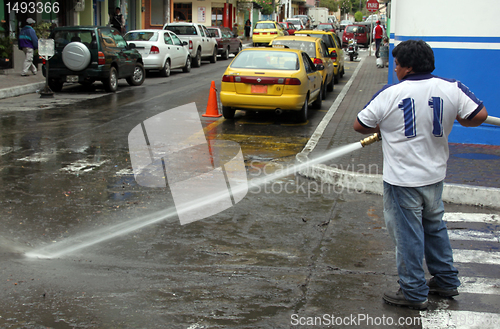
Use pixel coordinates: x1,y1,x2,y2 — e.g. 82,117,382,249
444,212,500,223
448,229,499,242
458,276,500,295
453,249,500,265
421,310,500,329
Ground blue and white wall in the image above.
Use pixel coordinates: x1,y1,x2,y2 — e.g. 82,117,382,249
388,0,499,145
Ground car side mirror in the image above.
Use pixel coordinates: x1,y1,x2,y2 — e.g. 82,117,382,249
182,41,188,46
330,51,337,59
128,43,136,49
315,63,325,71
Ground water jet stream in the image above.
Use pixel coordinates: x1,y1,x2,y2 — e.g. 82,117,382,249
25,134,380,259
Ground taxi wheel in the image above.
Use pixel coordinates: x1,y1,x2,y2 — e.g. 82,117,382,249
313,85,323,109
296,95,309,123
323,80,329,99
328,75,335,91
222,106,235,119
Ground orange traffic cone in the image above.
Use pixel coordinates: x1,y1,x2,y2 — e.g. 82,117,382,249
202,80,222,118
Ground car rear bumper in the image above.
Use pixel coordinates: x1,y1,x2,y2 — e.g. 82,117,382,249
42,65,110,80
220,92,305,111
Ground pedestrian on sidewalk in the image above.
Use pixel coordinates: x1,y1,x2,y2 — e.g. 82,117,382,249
110,7,125,34
19,18,38,76
245,19,252,40
373,20,385,58
353,40,488,309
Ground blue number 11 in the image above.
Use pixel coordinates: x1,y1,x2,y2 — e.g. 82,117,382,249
398,97,443,138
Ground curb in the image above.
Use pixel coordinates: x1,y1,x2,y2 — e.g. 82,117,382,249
0,82,46,100
296,56,500,209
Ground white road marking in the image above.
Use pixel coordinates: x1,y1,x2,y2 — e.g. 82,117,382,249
448,229,499,243
444,212,500,224
453,249,500,265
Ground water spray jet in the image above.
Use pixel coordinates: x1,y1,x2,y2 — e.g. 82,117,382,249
25,134,382,259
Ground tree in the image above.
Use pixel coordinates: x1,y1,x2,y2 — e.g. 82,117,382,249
339,0,351,15
354,11,364,22
319,0,339,13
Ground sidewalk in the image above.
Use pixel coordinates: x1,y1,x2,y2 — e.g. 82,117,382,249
298,55,500,208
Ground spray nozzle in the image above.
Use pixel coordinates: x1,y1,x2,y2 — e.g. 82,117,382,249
360,133,381,147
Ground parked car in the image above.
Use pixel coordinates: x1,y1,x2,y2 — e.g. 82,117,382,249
339,20,353,31
285,18,305,31
124,29,190,77
252,20,285,46
163,22,218,67
293,30,345,83
342,24,370,48
279,22,298,35
42,26,145,92
207,26,242,60
316,23,336,33
220,46,324,123
271,35,334,97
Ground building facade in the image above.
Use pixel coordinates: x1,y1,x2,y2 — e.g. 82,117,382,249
388,0,499,145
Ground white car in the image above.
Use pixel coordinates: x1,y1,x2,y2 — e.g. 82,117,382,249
124,29,191,77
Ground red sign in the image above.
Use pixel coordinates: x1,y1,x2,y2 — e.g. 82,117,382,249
367,0,379,12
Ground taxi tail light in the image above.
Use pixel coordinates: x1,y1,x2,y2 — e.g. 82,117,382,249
284,78,301,85
253,32,260,35
313,58,323,65
269,32,277,35
222,75,300,85
98,51,106,65
189,40,193,51
150,46,160,54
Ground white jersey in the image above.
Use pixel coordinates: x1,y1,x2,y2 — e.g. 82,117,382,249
357,73,483,187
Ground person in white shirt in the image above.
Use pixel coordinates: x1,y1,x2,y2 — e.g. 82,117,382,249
354,39,488,309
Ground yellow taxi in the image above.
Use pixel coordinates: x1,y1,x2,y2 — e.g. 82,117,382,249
293,30,345,83
271,35,335,96
252,21,285,46
220,47,324,122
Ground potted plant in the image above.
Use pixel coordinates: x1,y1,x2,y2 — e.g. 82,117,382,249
0,35,13,69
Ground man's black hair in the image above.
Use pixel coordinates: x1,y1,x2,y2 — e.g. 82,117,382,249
116,7,121,11
392,40,435,73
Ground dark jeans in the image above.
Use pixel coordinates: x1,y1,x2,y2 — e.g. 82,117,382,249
375,38,382,58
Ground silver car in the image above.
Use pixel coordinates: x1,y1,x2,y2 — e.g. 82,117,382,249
124,29,191,77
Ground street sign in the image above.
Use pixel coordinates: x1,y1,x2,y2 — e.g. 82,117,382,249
39,39,55,59
367,0,379,13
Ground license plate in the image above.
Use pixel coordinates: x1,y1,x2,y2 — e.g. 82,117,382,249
251,85,268,94
66,75,79,83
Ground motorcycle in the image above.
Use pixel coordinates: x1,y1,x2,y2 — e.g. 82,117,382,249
347,32,359,61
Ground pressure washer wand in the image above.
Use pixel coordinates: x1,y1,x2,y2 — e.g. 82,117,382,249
485,115,500,126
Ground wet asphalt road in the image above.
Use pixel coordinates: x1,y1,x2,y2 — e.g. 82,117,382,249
0,52,499,328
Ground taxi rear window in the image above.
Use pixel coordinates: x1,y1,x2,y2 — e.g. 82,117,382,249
231,50,299,70
255,23,276,29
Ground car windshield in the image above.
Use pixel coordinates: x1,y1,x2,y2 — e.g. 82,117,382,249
52,30,96,49
124,31,158,41
164,25,197,35
341,20,353,25
231,50,299,70
272,40,316,58
346,26,362,33
255,23,275,29
207,28,221,38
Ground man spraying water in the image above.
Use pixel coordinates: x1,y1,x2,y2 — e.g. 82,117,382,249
353,39,488,309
